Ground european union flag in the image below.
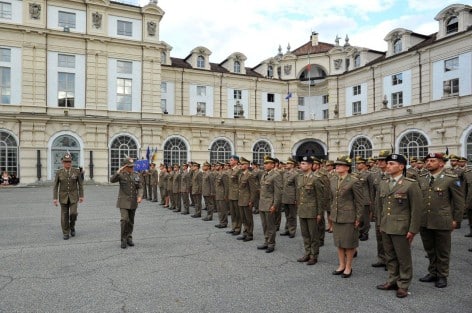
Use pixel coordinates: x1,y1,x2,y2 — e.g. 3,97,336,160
285,92,292,100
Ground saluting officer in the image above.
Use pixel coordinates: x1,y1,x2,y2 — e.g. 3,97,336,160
226,155,242,235
375,154,423,299
202,161,216,221
180,163,192,215
191,162,203,218
237,157,257,241
281,157,299,238
214,162,229,228
53,153,84,240
417,153,464,288
110,157,143,249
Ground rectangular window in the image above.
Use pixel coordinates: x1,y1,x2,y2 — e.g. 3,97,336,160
233,89,242,100
0,2,12,19
117,60,132,74
392,73,403,85
297,111,304,120
160,82,167,93
352,101,361,115
298,97,304,106
0,66,11,104
116,78,132,111
196,102,206,116
117,20,132,36
234,101,244,118
58,72,75,107
267,108,275,120
58,54,75,68
322,95,329,104
322,109,329,120
353,85,361,96
197,86,206,96
58,11,76,29
267,93,274,102
444,57,459,72
443,79,459,96
0,48,11,62
391,91,403,107
161,99,167,113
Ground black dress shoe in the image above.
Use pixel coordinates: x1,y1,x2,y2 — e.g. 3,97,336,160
236,235,247,240
332,269,345,275
70,228,75,237
359,233,369,241
173,209,181,213
341,270,352,278
226,230,235,234
202,217,212,221
243,237,253,242
181,211,189,215
257,244,268,250
280,231,290,236
127,239,134,247
297,255,310,262
306,257,318,265
232,232,241,236
371,262,386,268
289,234,295,238
191,214,201,218
63,234,70,240
419,273,438,282
376,282,398,290
353,250,358,258
468,248,472,252
396,288,408,298
121,240,127,249
435,277,447,288
265,247,275,253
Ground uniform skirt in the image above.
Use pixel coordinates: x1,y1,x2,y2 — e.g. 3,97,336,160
332,222,359,249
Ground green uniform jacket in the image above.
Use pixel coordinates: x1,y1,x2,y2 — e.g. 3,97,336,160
238,170,257,206
258,169,282,212
191,170,203,195
180,170,191,193
149,168,158,185
372,170,389,224
329,174,364,223
53,168,84,204
202,170,215,197
214,171,229,201
110,171,143,209
172,171,181,193
418,170,465,230
158,170,167,188
379,176,423,235
228,167,241,200
282,169,298,205
296,172,323,218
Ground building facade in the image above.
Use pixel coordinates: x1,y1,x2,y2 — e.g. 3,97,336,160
0,0,471,184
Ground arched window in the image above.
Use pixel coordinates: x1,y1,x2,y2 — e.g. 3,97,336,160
446,16,458,34
252,140,272,165
350,137,373,159
234,60,241,73
393,39,402,54
353,54,361,68
197,55,205,68
399,131,429,160
163,137,188,166
51,135,81,174
466,131,472,167
0,130,18,177
209,139,232,163
160,51,166,64
109,135,138,174
267,65,273,78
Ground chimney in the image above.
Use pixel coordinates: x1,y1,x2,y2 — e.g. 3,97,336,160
311,31,319,46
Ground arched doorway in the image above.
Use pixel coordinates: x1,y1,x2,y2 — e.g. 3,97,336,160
295,140,326,160
50,134,81,175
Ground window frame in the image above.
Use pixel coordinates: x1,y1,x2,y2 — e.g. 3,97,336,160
57,72,75,108
0,1,12,19
116,77,132,111
233,89,242,100
393,39,402,54
444,57,459,72
196,55,205,68
117,20,132,37
392,73,403,85
58,11,76,29
391,91,403,107
234,60,241,73
267,108,275,120
446,16,459,34
352,101,361,115
297,111,305,121
353,85,361,96
267,93,274,102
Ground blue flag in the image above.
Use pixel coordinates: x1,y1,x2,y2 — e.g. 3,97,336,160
285,92,292,100
146,146,150,161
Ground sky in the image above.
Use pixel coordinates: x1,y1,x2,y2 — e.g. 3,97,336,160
135,0,463,67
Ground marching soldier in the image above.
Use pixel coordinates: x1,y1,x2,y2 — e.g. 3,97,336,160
202,161,216,221
110,157,143,249
237,157,257,241
417,153,465,288
226,156,242,235
191,162,203,218
158,163,167,205
375,154,423,299
180,163,191,215
53,153,84,240
281,157,298,238
172,164,182,212
214,162,229,228
149,162,159,202
257,156,282,253
296,156,323,265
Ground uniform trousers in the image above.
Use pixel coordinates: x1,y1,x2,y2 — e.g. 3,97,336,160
203,196,215,218
275,210,282,230
282,203,297,235
193,194,202,216
299,217,320,258
181,192,190,213
318,213,326,243
382,232,412,289
375,224,386,263
142,181,148,199
167,188,173,207
120,208,136,240
216,200,228,226
359,205,371,235
240,205,254,238
60,200,78,235
260,211,276,248
229,199,241,233
151,185,158,201
147,183,152,200
420,227,452,278
159,187,166,204
172,192,181,211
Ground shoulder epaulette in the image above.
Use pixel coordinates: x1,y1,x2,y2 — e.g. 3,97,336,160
403,177,416,182
444,172,458,178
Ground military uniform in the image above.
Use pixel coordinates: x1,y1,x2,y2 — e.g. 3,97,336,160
371,169,389,266
110,157,143,248
237,157,257,240
252,164,263,214
315,166,331,245
158,165,168,205
202,162,216,220
180,164,191,214
353,157,374,241
166,169,174,209
191,164,203,217
464,168,472,236
53,153,84,239
172,166,182,212
377,154,423,294
417,154,464,287
281,159,299,237
149,164,159,202
214,163,229,227
227,159,242,234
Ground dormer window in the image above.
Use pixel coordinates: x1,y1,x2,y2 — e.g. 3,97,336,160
234,60,241,73
393,39,402,54
160,51,166,64
197,55,205,68
267,65,273,78
353,54,360,68
446,16,458,34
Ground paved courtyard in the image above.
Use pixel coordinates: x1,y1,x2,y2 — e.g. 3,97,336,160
0,185,471,313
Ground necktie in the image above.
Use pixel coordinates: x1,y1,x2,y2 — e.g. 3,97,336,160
389,178,396,191
337,177,343,188
429,175,435,187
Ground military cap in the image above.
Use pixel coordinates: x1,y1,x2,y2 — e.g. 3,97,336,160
334,155,352,166
192,161,201,167
122,157,135,167
448,154,459,161
229,155,240,161
62,153,73,162
217,161,225,166
173,163,180,168
251,161,259,166
182,163,188,167
286,157,297,165
423,152,447,162
273,157,280,164
263,156,276,164
386,153,407,165
459,156,468,162
409,156,418,163
325,160,335,166
203,161,211,167
151,162,157,166
375,150,390,160
310,156,321,164
239,157,250,165
416,159,424,164
299,156,313,164
355,156,366,163
367,157,375,164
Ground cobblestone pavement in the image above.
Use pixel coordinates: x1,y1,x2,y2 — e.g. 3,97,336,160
0,185,471,313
